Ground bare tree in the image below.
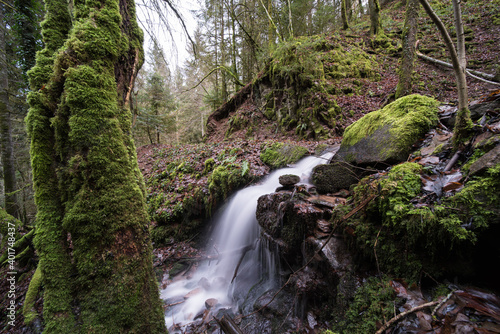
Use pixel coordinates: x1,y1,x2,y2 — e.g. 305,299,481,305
418,0,472,147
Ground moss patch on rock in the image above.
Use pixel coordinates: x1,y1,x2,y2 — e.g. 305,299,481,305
338,94,440,164
260,141,309,169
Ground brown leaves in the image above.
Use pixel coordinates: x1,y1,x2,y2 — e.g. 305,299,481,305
421,169,463,197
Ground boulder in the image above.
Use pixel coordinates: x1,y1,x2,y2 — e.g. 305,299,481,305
312,94,439,193
469,144,500,176
278,174,301,187
312,162,366,193
337,94,439,165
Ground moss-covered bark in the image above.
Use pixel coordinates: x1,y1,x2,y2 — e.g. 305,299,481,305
25,0,166,332
395,0,418,99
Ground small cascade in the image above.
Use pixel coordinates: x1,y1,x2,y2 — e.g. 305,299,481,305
161,152,334,332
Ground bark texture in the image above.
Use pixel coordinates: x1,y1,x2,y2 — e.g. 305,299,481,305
25,0,166,332
418,0,471,147
0,5,20,218
395,0,419,99
369,0,381,35
342,0,349,30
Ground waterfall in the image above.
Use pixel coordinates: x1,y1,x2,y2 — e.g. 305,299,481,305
161,152,334,331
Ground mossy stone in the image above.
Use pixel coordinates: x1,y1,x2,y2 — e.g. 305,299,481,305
338,94,439,165
260,142,309,169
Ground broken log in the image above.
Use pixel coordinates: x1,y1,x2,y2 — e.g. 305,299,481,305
216,313,246,334
416,50,500,86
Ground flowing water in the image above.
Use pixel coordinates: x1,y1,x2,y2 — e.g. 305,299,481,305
161,152,334,332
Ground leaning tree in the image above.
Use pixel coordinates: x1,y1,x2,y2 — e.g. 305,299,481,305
25,0,166,331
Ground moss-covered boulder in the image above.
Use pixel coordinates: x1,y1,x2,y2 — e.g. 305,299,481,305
312,162,365,193
312,94,439,193
337,94,440,165
260,142,309,169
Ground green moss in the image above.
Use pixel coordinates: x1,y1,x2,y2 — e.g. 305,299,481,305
336,161,500,280
23,265,42,325
260,142,309,169
262,34,379,138
341,94,439,162
332,276,396,334
208,160,251,208
344,95,438,147
25,0,164,331
203,158,216,175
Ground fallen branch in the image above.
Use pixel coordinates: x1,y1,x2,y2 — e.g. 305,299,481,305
231,242,256,283
444,150,461,172
216,313,246,334
416,50,500,86
374,300,439,334
432,290,455,317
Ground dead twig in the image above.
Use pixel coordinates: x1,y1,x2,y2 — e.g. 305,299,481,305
231,243,257,283
374,300,439,334
374,227,383,281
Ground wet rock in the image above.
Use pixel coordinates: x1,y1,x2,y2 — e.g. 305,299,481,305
311,162,362,193
473,132,500,150
256,192,293,238
306,195,347,208
253,289,294,318
184,287,201,299
279,174,301,187
468,144,500,176
205,298,218,309
335,94,440,165
315,219,332,238
198,277,210,290
306,236,353,273
469,94,500,120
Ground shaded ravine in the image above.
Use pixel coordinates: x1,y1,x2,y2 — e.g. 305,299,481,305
161,151,335,332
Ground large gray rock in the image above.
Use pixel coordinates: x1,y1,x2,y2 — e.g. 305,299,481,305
337,94,439,165
469,144,500,176
312,94,440,193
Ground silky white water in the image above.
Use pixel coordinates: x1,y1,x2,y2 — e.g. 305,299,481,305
161,152,334,331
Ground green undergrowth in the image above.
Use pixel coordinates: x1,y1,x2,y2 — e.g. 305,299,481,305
259,141,309,169
335,162,500,281
261,34,380,139
330,276,397,334
144,143,256,245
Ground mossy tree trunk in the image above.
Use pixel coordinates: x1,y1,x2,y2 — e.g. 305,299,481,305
395,0,419,99
341,0,349,30
369,0,382,35
25,0,166,332
0,5,20,219
418,0,472,148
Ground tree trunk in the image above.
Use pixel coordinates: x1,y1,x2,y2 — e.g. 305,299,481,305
25,0,166,332
418,0,471,147
0,5,19,219
369,0,382,35
341,0,349,30
395,0,419,99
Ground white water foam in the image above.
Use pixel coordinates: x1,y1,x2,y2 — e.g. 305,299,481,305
162,151,335,331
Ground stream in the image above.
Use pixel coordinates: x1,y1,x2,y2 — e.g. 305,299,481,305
161,152,334,332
